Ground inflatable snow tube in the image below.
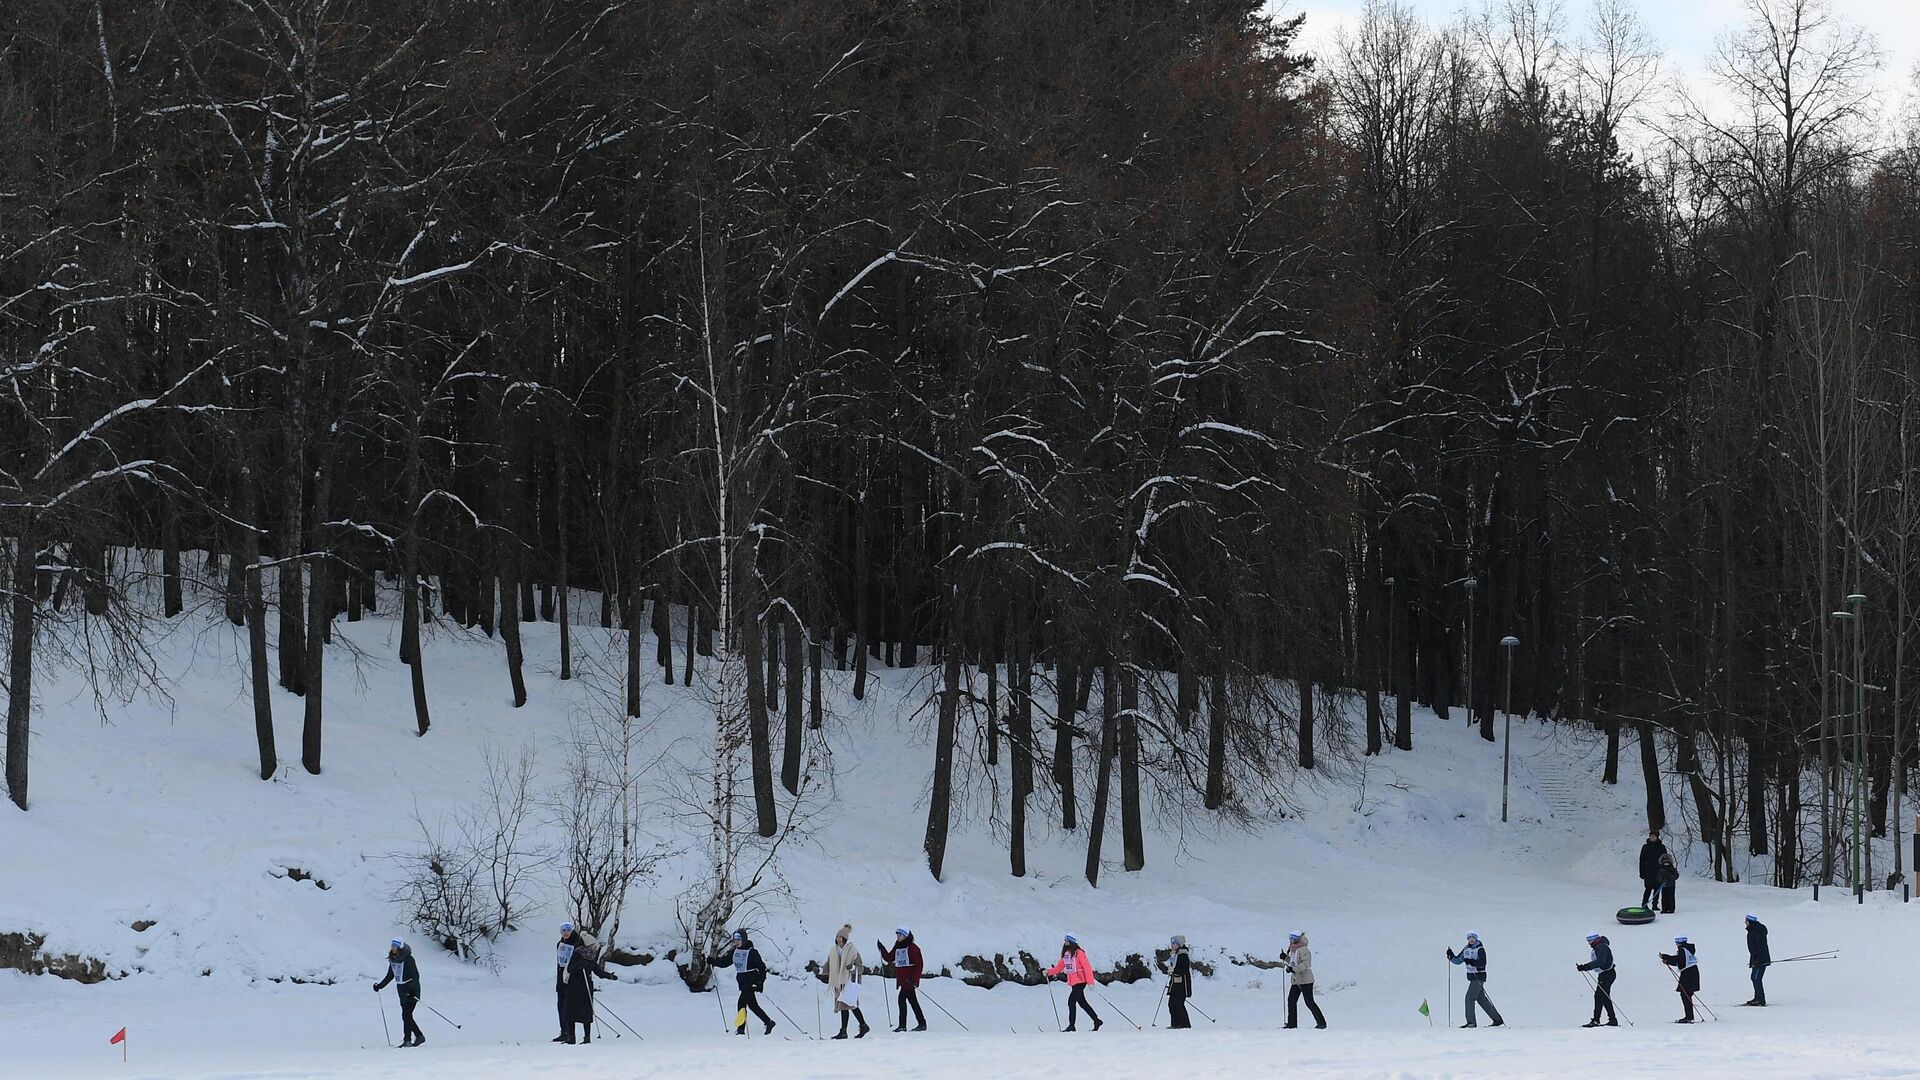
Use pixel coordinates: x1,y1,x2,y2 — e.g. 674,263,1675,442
1615,906,1657,925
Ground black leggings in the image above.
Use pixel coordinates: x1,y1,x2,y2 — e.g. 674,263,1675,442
1168,986,1190,1028
399,996,424,1043
737,988,773,1029
1287,983,1325,1026
1642,880,1659,907
1591,969,1617,1021
897,985,925,1026
1066,984,1100,1027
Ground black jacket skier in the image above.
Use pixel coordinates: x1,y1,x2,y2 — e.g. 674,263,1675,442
554,922,616,1044
1638,834,1668,907
1744,915,1770,1006
373,939,425,1048
1660,936,1701,1023
731,930,775,1035
1576,933,1617,1026
1161,935,1193,1029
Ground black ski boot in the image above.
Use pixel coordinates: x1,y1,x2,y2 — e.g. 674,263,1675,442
912,1022,927,1032
1092,1017,1103,1032
764,1019,776,1036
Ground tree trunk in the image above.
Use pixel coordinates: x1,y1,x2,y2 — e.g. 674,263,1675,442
1084,660,1119,887
300,466,331,775
278,473,307,697
985,653,1000,766
557,460,571,681
1206,670,1228,810
242,493,277,777
745,611,778,838
1055,659,1079,830
400,446,431,737
1748,737,1770,854
766,608,782,713
161,512,183,618
499,568,527,708
224,535,246,627
1298,674,1315,770
1639,719,1665,833
809,638,823,730
852,515,870,701
1120,667,1144,873
780,613,803,795
627,566,644,718
7,526,39,809
1010,633,1031,878
924,652,961,879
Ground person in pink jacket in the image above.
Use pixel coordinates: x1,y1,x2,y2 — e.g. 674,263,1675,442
1046,934,1103,1031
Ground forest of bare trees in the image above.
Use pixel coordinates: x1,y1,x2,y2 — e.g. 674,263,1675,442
6,0,1920,937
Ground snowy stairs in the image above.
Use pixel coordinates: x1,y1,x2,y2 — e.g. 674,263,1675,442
1533,768,1588,821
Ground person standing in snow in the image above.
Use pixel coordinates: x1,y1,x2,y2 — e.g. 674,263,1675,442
1160,936,1193,1029
1638,832,1669,908
890,928,927,1031
1446,932,1504,1028
1282,931,1326,1029
1575,932,1618,1027
1660,935,1702,1023
731,930,776,1036
1658,852,1680,913
825,924,871,1039
1046,935,1102,1032
554,921,616,1044
1743,915,1770,1006
373,938,425,1048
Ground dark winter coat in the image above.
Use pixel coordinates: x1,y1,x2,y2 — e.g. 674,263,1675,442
1448,941,1488,981
1661,943,1701,993
1659,854,1680,885
1639,840,1668,882
556,934,610,1024
1578,938,1614,973
1746,921,1770,966
891,936,924,988
733,943,768,992
375,945,421,1002
1168,951,1192,995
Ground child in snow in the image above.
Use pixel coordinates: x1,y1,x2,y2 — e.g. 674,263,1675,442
891,928,927,1031
1283,931,1326,1028
1446,932,1504,1028
1046,935,1102,1032
731,930,775,1036
825,924,870,1039
1575,932,1617,1027
1660,935,1701,1023
1160,936,1192,1029
373,938,425,1048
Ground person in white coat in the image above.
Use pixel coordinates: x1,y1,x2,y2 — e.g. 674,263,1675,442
1283,931,1327,1028
825,924,871,1039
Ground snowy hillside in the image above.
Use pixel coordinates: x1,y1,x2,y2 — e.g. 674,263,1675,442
2,595,1917,1079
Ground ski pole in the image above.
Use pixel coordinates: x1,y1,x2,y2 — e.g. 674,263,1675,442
1046,979,1063,1031
816,989,823,1040
714,983,730,1034
424,1004,463,1030
1187,999,1217,1024
1095,989,1142,1030
1579,970,1632,1027
1447,962,1453,1028
919,988,972,1032
764,992,815,1039
1776,951,1838,963
597,998,645,1040
376,987,392,1047
1656,959,1716,1022
1151,982,1168,1027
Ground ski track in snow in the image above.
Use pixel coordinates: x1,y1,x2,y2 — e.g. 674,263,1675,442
1,578,1917,1079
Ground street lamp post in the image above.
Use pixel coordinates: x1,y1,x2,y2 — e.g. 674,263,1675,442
1501,635,1519,824
1465,578,1478,730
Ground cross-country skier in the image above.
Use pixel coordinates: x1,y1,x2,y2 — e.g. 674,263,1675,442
731,930,775,1036
1283,931,1327,1029
891,928,927,1031
1046,935,1102,1032
1743,915,1769,1006
1660,935,1701,1023
1638,833,1669,908
825,924,870,1039
1575,932,1618,1027
1446,932,1505,1027
1160,935,1192,1029
555,921,617,1044
373,938,425,1048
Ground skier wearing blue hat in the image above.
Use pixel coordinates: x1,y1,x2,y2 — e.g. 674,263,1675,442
1446,932,1504,1027
731,929,775,1036
1660,935,1701,1023
373,938,425,1047
891,928,927,1031
1575,932,1617,1027
1743,915,1770,1006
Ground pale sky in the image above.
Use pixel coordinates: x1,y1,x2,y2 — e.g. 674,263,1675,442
1276,0,1920,138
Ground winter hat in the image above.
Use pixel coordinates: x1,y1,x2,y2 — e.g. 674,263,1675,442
733,930,746,943
1171,935,1186,948
1064,933,1079,945
1673,935,1688,943
390,938,405,950
1288,931,1302,942
1465,931,1479,941
1585,933,1600,943
895,927,911,938
560,921,574,933
839,923,853,938
1745,914,1758,922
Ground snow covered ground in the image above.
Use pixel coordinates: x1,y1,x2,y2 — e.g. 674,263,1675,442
3,592,1917,1078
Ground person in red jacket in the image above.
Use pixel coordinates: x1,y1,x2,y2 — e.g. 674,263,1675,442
891,928,927,1031
1046,934,1102,1032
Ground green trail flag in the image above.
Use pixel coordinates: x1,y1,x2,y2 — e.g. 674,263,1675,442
1419,999,1431,1018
